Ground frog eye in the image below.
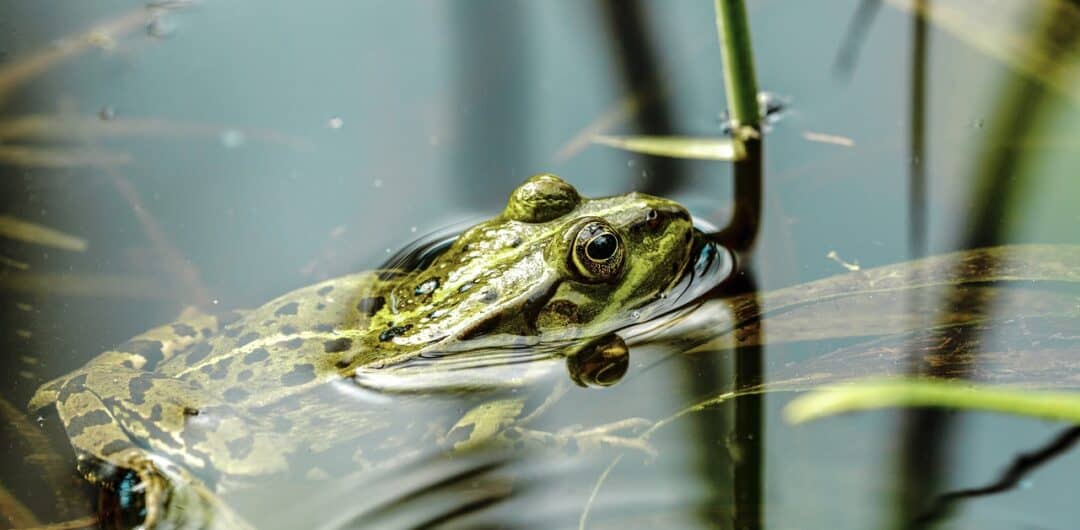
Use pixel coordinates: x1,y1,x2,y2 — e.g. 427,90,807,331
571,221,624,282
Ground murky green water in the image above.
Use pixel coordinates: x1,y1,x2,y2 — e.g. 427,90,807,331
2,1,1079,529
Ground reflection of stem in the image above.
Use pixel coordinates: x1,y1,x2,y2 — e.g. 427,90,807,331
908,0,928,259
716,138,762,252
832,0,883,78
730,273,763,530
599,0,686,195
911,426,1080,527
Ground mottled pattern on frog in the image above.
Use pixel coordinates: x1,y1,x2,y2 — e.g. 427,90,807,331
27,173,703,529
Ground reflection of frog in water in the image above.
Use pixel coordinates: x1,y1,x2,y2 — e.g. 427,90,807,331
29,174,719,527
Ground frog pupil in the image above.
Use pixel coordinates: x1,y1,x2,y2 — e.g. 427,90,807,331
586,234,618,261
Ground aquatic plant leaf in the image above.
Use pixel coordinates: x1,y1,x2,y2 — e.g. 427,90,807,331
0,273,169,299
635,244,1080,354
0,115,311,150
0,145,131,168
592,135,746,161
0,216,88,252
784,378,1080,424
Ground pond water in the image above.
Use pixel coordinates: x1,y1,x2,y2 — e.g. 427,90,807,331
1,1,1079,529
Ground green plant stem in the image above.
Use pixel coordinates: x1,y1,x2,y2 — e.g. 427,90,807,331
786,379,1080,424
714,0,760,131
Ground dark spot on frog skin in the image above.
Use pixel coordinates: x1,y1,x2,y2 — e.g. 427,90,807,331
503,428,522,440
209,358,234,380
65,410,111,438
237,332,260,346
201,327,214,338
317,285,334,296
314,323,334,333
285,338,304,350
227,434,255,459
100,439,132,456
237,369,253,382
415,278,440,296
334,358,351,369
356,296,385,316
183,406,200,416
185,342,213,366
315,303,326,311
281,364,317,386
149,404,164,422
121,360,135,368
172,324,198,337
223,327,242,338
120,340,165,370
243,348,269,364
67,373,88,391
128,376,154,404
323,337,352,353
378,325,413,342
280,324,299,335
274,302,299,316
223,387,250,403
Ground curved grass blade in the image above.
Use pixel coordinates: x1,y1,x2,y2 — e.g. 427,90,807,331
785,378,1080,424
592,135,746,161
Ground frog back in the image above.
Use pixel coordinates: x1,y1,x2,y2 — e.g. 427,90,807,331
155,272,391,405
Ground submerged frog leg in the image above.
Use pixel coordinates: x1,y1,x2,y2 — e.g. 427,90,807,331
29,311,225,412
52,369,202,527
53,366,266,528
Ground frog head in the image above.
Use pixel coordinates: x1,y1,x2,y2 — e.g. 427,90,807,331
373,174,704,356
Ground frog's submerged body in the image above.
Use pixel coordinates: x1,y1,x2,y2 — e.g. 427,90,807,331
29,174,720,528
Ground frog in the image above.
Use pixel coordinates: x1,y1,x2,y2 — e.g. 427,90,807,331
28,173,720,528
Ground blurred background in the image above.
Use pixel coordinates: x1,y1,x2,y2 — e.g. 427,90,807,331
1,1,1079,529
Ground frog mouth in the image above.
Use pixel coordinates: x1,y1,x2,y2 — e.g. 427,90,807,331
613,231,734,335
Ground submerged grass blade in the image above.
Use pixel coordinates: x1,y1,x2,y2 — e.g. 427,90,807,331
0,146,131,168
593,135,746,161
785,379,1080,424
0,216,88,252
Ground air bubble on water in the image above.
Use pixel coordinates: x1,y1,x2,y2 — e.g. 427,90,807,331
385,248,392,254
327,117,344,129
973,118,985,129
220,130,246,149
627,160,636,168
631,310,641,320
410,226,417,233
373,179,383,188
212,299,219,305
98,106,115,121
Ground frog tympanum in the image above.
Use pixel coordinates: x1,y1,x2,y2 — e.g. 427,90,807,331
29,174,724,528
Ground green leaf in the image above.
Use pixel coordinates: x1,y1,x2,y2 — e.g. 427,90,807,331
785,378,1080,424
592,135,746,161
